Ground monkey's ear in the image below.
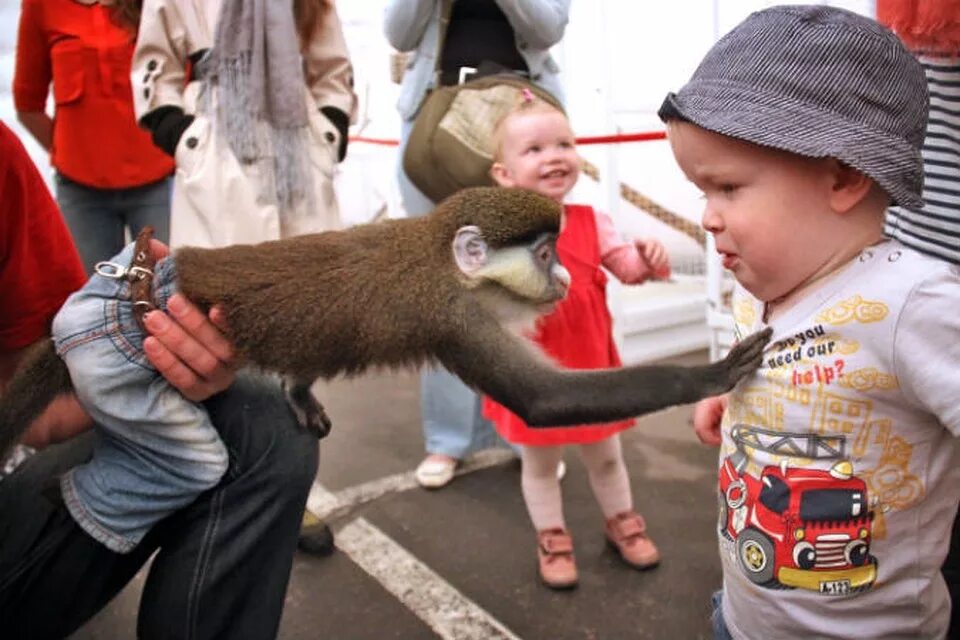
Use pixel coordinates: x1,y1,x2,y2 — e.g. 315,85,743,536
452,225,489,275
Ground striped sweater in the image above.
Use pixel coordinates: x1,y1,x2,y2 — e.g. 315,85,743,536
886,56,960,264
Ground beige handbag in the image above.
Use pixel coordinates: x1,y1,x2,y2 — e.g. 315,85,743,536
402,75,562,203
401,0,562,203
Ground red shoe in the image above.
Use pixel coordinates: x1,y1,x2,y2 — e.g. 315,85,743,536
537,528,578,589
605,512,660,570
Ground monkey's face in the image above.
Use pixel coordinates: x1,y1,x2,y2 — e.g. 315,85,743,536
452,226,570,326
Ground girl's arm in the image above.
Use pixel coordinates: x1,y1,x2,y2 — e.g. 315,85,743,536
15,112,52,152
597,210,671,283
13,0,53,151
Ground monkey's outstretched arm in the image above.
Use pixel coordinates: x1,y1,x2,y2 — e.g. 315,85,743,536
0,340,74,459
443,319,772,427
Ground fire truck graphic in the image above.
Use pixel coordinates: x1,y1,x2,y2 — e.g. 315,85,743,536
719,425,878,596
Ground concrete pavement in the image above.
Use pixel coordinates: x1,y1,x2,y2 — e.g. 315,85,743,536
74,356,725,640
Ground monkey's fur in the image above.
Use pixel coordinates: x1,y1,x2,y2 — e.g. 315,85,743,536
0,187,771,458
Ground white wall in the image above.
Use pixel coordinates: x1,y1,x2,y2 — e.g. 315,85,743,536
0,0,875,239
555,0,876,267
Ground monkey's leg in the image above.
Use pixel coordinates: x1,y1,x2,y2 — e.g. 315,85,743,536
283,379,333,439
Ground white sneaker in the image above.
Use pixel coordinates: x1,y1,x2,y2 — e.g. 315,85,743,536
415,455,458,489
557,459,567,481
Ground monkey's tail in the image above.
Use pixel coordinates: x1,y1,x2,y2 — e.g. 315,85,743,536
0,339,73,459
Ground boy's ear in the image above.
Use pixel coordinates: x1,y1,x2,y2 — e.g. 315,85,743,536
490,162,514,187
827,160,874,213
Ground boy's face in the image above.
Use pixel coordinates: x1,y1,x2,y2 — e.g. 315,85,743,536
491,110,580,203
668,121,845,303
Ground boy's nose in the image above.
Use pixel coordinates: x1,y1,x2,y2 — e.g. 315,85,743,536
701,206,723,232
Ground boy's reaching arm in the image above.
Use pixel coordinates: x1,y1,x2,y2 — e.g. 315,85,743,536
691,395,728,446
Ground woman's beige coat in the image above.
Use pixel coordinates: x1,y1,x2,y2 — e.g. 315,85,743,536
133,0,357,248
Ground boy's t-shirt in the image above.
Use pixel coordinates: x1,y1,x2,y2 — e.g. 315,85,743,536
719,240,960,639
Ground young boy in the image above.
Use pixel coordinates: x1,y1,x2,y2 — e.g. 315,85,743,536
659,6,960,638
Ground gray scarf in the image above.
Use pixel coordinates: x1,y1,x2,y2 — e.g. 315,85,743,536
205,0,310,214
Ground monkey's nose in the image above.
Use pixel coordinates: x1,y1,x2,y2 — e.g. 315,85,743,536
554,266,571,297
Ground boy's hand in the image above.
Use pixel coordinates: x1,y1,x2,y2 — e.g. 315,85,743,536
691,395,728,446
635,238,671,280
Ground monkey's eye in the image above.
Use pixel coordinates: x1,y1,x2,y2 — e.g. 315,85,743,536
534,243,553,267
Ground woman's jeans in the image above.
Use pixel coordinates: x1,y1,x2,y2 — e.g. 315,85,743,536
56,173,171,275
0,372,318,640
397,119,511,459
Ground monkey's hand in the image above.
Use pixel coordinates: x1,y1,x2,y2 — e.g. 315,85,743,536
702,327,772,395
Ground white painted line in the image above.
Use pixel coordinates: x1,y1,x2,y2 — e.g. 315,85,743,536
306,449,516,521
337,517,522,640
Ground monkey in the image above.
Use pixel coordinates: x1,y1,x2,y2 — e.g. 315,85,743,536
0,187,771,459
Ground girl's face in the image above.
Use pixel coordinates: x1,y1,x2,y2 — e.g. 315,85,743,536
490,109,580,203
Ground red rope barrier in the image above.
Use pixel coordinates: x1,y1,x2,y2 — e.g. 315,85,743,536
349,136,400,146
348,131,667,147
574,131,666,145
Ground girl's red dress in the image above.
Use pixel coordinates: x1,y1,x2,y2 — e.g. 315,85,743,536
483,204,635,446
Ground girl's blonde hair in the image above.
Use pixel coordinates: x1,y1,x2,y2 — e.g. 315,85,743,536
491,88,567,160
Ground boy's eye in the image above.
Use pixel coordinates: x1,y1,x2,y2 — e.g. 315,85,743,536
719,183,739,195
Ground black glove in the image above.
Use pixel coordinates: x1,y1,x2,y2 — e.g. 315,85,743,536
320,106,349,162
139,105,195,157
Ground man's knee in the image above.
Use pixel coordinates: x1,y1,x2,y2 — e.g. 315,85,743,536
204,372,319,490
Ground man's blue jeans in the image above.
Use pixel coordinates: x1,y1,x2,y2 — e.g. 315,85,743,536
0,373,318,639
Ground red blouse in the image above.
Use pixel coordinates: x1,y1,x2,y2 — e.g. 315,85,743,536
13,0,173,189
483,204,636,446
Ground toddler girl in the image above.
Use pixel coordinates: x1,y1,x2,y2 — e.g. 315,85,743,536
484,91,671,589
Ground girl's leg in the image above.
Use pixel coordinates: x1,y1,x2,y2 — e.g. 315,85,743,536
578,435,633,518
579,435,660,570
520,445,566,531
521,445,577,589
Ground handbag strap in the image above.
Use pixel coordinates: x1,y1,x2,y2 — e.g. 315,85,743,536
433,0,455,87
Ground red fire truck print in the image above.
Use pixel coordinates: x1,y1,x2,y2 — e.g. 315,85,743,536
719,425,878,596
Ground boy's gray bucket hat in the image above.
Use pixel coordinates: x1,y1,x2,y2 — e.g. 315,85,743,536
658,5,928,208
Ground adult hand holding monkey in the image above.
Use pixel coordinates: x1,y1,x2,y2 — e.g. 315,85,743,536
140,239,236,403
3,239,237,449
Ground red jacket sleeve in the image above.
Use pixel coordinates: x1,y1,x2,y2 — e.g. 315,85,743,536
0,122,87,350
12,0,52,113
